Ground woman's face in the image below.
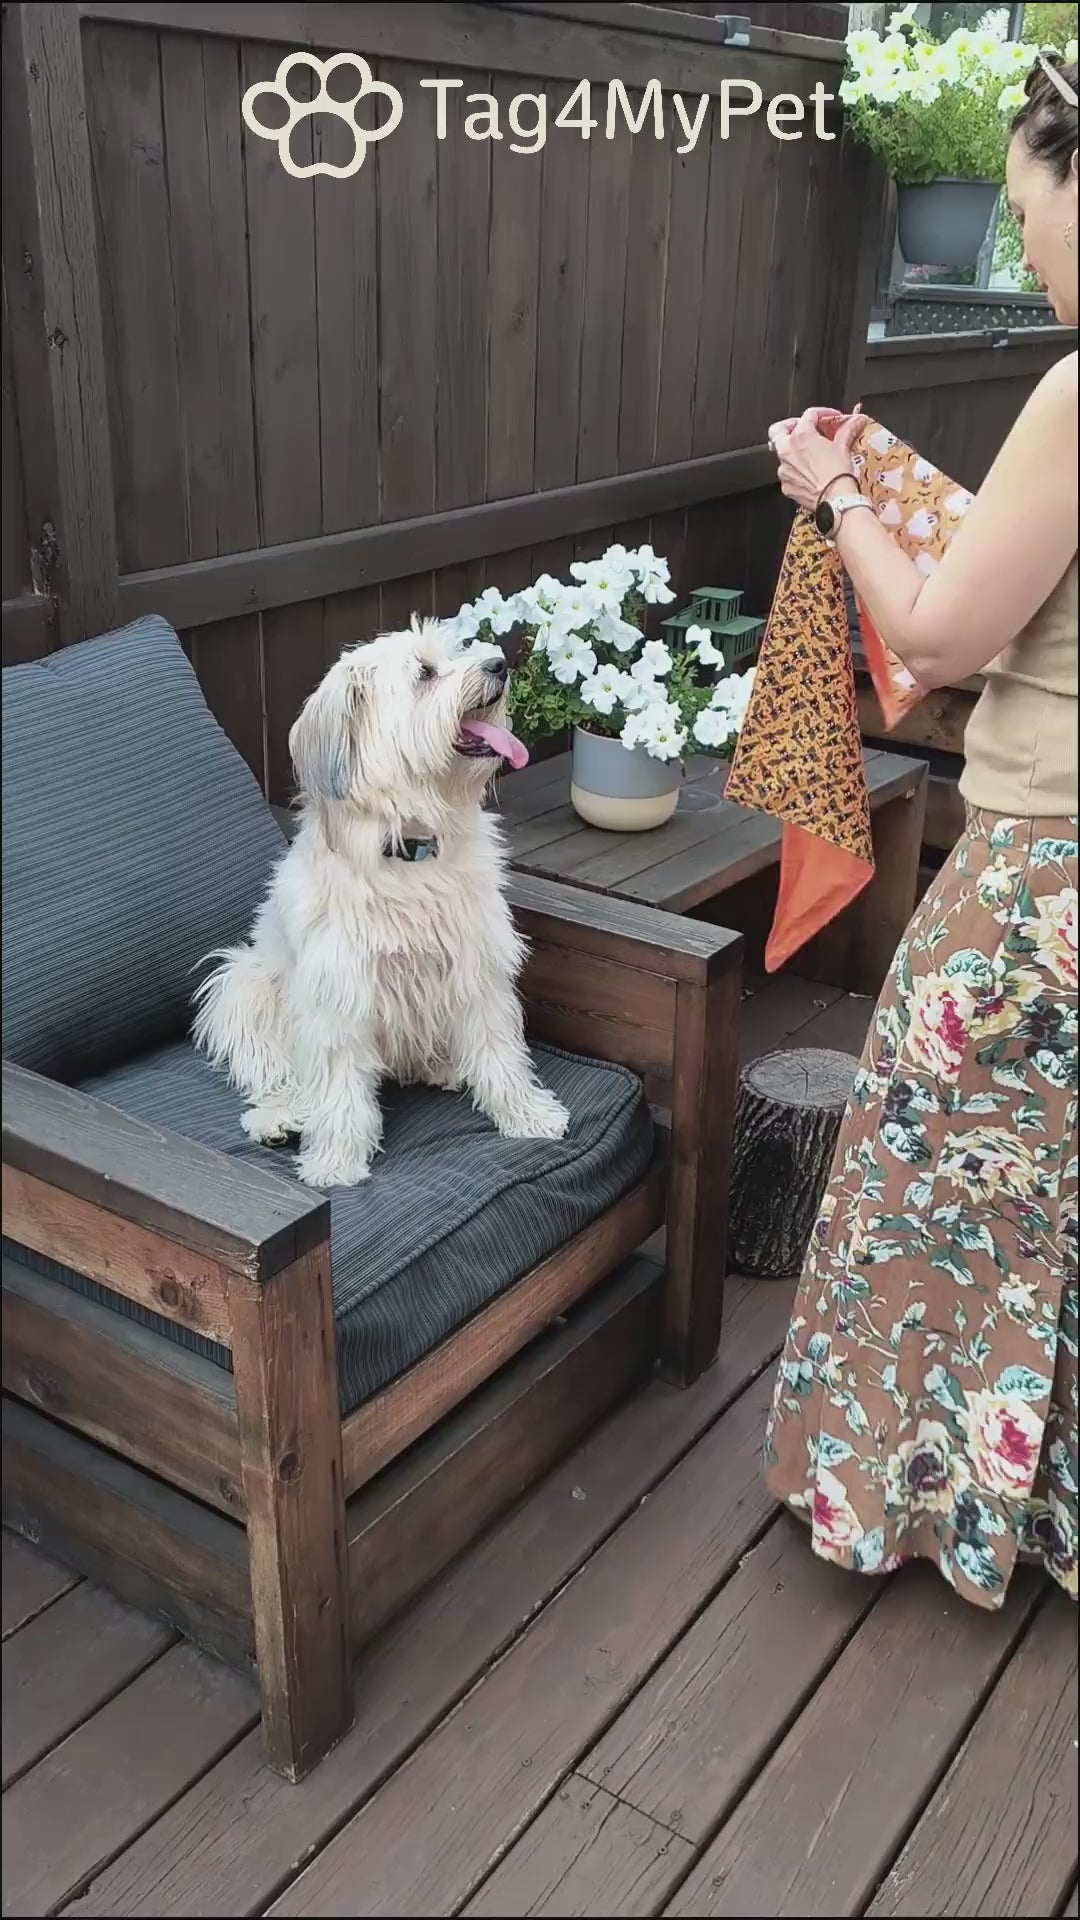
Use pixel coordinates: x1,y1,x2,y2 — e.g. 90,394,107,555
1006,132,1078,326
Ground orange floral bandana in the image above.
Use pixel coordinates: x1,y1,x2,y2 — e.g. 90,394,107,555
725,416,973,972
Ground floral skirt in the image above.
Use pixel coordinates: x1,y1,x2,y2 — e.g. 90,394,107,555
764,808,1078,1609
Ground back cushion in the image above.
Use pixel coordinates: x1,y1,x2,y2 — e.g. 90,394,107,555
2,616,286,1080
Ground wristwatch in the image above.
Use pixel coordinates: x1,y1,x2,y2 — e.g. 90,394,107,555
813,492,871,545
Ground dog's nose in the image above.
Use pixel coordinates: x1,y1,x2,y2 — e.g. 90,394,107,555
484,656,508,685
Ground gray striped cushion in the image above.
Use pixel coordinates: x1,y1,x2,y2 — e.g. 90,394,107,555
2,617,285,1081
8,1039,653,1414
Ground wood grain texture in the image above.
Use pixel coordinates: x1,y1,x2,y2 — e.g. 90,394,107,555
666,1567,1042,1917
487,79,542,503
65,1279,793,1918
2,1255,243,1514
2,1641,257,1918
728,1048,856,1280
2,1396,253,1669
2,1577,174,1787
868,1595,1079,1919
2,1061,328,1282
348,1257,664,1646
229,1248,352,1781
2,3,118,638
662,960,741,1384
83,17,186,571
342,1166,665,1495
1,1530,80,1639
269,1370,779,1916
2,1165,233,1342
466,1773,694,1916
582,1514,880,1841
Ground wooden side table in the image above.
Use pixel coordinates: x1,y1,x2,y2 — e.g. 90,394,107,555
501,747,929,1000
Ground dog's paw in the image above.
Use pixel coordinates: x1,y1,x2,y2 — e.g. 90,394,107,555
294,1147,372,1190
241,1102,301,1147
493,1087,571,1142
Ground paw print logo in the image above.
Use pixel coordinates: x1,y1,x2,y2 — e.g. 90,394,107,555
242,53,402,180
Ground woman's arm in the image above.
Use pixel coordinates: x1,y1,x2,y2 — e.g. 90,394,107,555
770,353,1078,691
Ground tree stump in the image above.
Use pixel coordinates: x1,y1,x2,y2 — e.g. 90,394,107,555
729,1048,858,1280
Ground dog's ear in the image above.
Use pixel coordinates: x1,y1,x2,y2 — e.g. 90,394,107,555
288,656,367,802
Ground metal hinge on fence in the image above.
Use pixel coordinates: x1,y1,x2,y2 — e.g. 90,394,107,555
986,328,1011,349
713,15,751,46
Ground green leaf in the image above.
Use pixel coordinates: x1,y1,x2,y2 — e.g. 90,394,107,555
815,1433,853,1469
995,1364,1052,1402
930,1246,974,1285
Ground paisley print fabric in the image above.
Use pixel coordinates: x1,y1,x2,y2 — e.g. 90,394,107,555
726,415,972,971
765,809,1078,1609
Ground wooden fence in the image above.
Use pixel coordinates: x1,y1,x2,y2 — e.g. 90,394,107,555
2,0,884,797
861,324,1078,490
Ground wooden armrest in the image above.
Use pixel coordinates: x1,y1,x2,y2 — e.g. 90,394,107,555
506,873,741,985
1,1060,328,1281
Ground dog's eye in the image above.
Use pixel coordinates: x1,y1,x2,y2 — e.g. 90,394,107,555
417,662,436,684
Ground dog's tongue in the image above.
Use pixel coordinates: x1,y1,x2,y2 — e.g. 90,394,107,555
460,719,529,769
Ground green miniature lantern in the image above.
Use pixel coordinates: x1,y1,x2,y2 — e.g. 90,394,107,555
661,586,765,676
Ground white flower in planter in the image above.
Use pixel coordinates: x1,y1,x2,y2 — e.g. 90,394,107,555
687,623,724,667
470,586,520,636
622,670,669,713
621,701,687,762
580,665,631,716
595,608,644,654
548,634,597,685
692,705,737,751
570,555,635,611
638,639,673,678
629,545,676,606
550,586,602,637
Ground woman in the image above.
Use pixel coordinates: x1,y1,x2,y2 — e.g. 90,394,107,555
762,55,1078,1609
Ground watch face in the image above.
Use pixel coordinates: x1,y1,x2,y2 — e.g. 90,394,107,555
814,499,835,538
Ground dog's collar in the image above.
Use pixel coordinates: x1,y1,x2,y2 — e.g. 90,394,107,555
382,833,439,863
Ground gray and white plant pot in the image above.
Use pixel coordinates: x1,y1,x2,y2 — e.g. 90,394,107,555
570,725,682,832
896,177,999,270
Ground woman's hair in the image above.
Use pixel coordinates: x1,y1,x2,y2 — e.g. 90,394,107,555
1011,56,1078,185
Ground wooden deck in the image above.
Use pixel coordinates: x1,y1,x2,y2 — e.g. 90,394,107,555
3,979,1077,1920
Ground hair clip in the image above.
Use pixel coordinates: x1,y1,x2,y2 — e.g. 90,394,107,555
1035,52,1079,109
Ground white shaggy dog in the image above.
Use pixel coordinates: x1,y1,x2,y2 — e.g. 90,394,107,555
193,620,570,1189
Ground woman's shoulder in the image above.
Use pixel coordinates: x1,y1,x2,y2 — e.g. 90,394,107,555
1029,349,1078,409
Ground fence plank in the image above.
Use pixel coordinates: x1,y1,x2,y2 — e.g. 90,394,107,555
533,126,590,492
617,114,672,474
690,108,751,456
436,65,492,511
578,109,634,482
160,29,259,560
2,2,118,640
379,62,438,522
487,80,542,503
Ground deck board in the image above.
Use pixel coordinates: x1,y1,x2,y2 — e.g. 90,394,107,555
2,1581,175,1788
868,1595,1079,1919
1,1531,80,1640
2,979,1074,1920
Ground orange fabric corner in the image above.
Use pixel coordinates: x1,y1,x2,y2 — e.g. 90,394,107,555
725,416,970,971
766,824,873,974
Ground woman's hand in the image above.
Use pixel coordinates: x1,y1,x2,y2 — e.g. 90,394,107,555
768,406,864,513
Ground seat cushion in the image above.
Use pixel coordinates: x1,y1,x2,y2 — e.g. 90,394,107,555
10,1040,653,1415
2,617,285,1081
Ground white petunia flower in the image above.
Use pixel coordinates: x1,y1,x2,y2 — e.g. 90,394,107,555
550,586,601,636
580,664,630,716
548,636,597,685
693,705,736,750
628,544,676,605
570,555,635,611
622,701,687,762
638,638,673,678
687,623,724,667
622,668,669,712
998,81,1027,112
594,608,644,655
